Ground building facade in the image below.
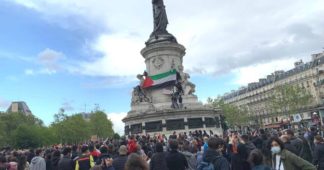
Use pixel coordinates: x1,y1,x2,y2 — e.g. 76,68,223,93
6,101,32,116
222,52,324,128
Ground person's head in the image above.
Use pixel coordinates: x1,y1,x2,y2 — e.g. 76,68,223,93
52,150,61,158
35,149,43,156
310,126,316,132
155,143,163,153
89,145,95,152
269,137,285,155
108,144,114,152
125,153,149,170
208,137,225,151
118,145,128,156
279,135,289,143
81,145,89,154
240,135,249,144
62,147,71,156
314,135,323,144
203,136,208,143
169,139,178,151
100,146,108,154
8,156,17,162
182,142,191,152
285,129,295,139
72,145,78,152
248,149,264,166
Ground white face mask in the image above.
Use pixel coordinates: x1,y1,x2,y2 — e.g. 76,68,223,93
271,146,281,154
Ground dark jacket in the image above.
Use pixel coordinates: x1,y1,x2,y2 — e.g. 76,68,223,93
284,141,299,156
231,144,250,170
313,143,324,170
96,153,111,165
150,152,168,170
272,149,316,170
300,136,313,163
166,150,188,170
58,156,74,170
245,142,256,154
290,136,304,156
204,148,230,170
51,154,60,170
112,155,128,170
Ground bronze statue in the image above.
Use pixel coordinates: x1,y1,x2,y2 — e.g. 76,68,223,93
147,0,177,45
151,0,169,37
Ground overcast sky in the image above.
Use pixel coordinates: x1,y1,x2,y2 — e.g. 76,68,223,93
1,0,324,134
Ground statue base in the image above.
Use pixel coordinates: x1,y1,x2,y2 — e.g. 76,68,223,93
123,107,223,136
146,33,177,46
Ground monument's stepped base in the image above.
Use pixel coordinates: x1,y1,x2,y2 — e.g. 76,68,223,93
123,108,223,136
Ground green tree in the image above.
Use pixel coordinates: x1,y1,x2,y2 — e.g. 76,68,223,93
89,111,114,138
11,124,42,149
53,114,91,144
269,84,313,120
52,109,68,144
0,112,44,145
208,98,249,129
0,120,6,147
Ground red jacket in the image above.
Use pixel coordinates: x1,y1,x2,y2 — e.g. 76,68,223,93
127,139,137,154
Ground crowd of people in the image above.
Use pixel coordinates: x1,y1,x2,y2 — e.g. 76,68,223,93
0,127,323,170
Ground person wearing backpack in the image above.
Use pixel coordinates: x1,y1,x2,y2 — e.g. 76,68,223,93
198,137,230,170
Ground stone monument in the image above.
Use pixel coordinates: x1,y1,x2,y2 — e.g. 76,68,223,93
123,0,222,135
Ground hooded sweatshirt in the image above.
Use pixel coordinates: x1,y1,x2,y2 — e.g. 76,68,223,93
204,148,230,170
29,156,46,170
181,151,197,170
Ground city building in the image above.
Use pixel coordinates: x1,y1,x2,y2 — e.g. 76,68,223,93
6,101,32,116
222,51,324,128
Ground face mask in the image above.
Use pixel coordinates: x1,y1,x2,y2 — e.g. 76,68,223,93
271,146,281,154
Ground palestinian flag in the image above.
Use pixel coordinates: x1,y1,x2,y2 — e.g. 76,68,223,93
142,69,177,89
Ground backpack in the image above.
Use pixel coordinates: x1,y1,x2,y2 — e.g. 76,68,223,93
197,161,214,170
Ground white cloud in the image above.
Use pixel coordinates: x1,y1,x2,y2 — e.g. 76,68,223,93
232,58,302,86
79,34,145,77
11,0,324,78
107,112,127,135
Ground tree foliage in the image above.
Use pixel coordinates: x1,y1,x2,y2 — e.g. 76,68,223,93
50,110,114,144
208,97,249,129
0,110,115,149
89,111,114,139
0,112,52,148
269,84,313,118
